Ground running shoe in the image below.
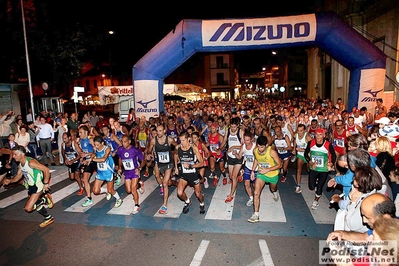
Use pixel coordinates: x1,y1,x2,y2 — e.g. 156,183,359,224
132,205,140,214
158,205,167,214
212,177,218,187
203,177,209,188
143,171,149,177
225,195,234,203
114,199,123,208
138,180,145,194
247,213,259,223
238,175,243,183
281,176,287,183
290,155,296,163
39,216,54,228
295,185,302,194
159,186,164,196
222,177,227,185
45,193,54,209
311,200,319,210
182,200,192,214
246,198,253,207
82,198,93,207
273,191,280,202
115,174,121,186
199,205,205,214
77,187,85,196
106,193,112,201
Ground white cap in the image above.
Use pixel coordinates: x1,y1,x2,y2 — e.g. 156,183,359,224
375,117,390,124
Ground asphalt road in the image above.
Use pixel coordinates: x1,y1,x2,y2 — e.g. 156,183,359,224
0,163,338,266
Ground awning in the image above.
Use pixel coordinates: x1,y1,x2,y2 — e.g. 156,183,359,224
162,84,204,94
98,86,133,105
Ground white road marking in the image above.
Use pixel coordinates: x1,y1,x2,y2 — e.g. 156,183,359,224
190,240,210,266
296,175,336,224
259,188,286,222
107,177,159,215
0,169,65,208
64,175,124,213
154,187,194,218
258,239,275,266
205,178,234,220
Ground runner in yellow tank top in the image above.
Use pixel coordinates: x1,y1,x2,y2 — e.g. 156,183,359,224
248,135,282,223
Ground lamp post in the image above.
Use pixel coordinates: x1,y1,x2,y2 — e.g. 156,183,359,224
108,31,114,82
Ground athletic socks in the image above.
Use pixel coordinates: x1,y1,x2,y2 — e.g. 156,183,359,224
36,204,49,217
113,192,120,200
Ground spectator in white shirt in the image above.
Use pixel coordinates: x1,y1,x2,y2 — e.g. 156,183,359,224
36,116,55,167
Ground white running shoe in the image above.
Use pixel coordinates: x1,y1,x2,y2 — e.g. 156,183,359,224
132,205,140,214
246,198,253,207
114,199,123,208
295,186,302,194
273,191,280,202
247,213,259,223
106,193,112,201
203,177,209,188
311,200,319,210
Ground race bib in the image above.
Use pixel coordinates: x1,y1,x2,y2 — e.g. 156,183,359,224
97,162,107,170
66,154,76,160
312,156,324,167
278,148,287,154
182,164,196,174
244,155,254,162
259,162,270,168
122,159,134,170
139,140,146,148
210,144,219,153
157,151,170,163
335,139,344,147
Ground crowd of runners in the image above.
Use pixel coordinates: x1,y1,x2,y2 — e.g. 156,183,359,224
2,95,399,232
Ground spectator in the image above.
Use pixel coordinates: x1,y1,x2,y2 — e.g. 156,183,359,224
53,117,68,165
37,116,55,167
375,136,395,183
15,124,30,153
0,110,15,145
67,113,79,131
89,111,99,127
26,122,39,158
26,107,33,123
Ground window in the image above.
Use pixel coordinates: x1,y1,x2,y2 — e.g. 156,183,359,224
216,56,224,68
217,73,224,85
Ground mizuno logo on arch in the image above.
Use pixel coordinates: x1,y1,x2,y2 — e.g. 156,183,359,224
209,22,311,42
202,14,316,46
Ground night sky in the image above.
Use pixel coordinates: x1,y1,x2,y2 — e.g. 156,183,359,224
45,1,319,71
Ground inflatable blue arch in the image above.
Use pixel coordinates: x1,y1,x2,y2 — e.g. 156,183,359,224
133,11,386,118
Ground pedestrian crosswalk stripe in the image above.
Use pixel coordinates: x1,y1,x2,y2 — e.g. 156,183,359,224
258,239,275,266
154,187,194,218
107,177,159,215
0,167,337,225
205,178,234,220
298,175,336,224
190,240,210,266
64,175,124,213
259,190,286,222
0,169,65,208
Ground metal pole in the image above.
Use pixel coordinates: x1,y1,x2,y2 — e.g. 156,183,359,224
75,103,78,115
20,0,36,121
